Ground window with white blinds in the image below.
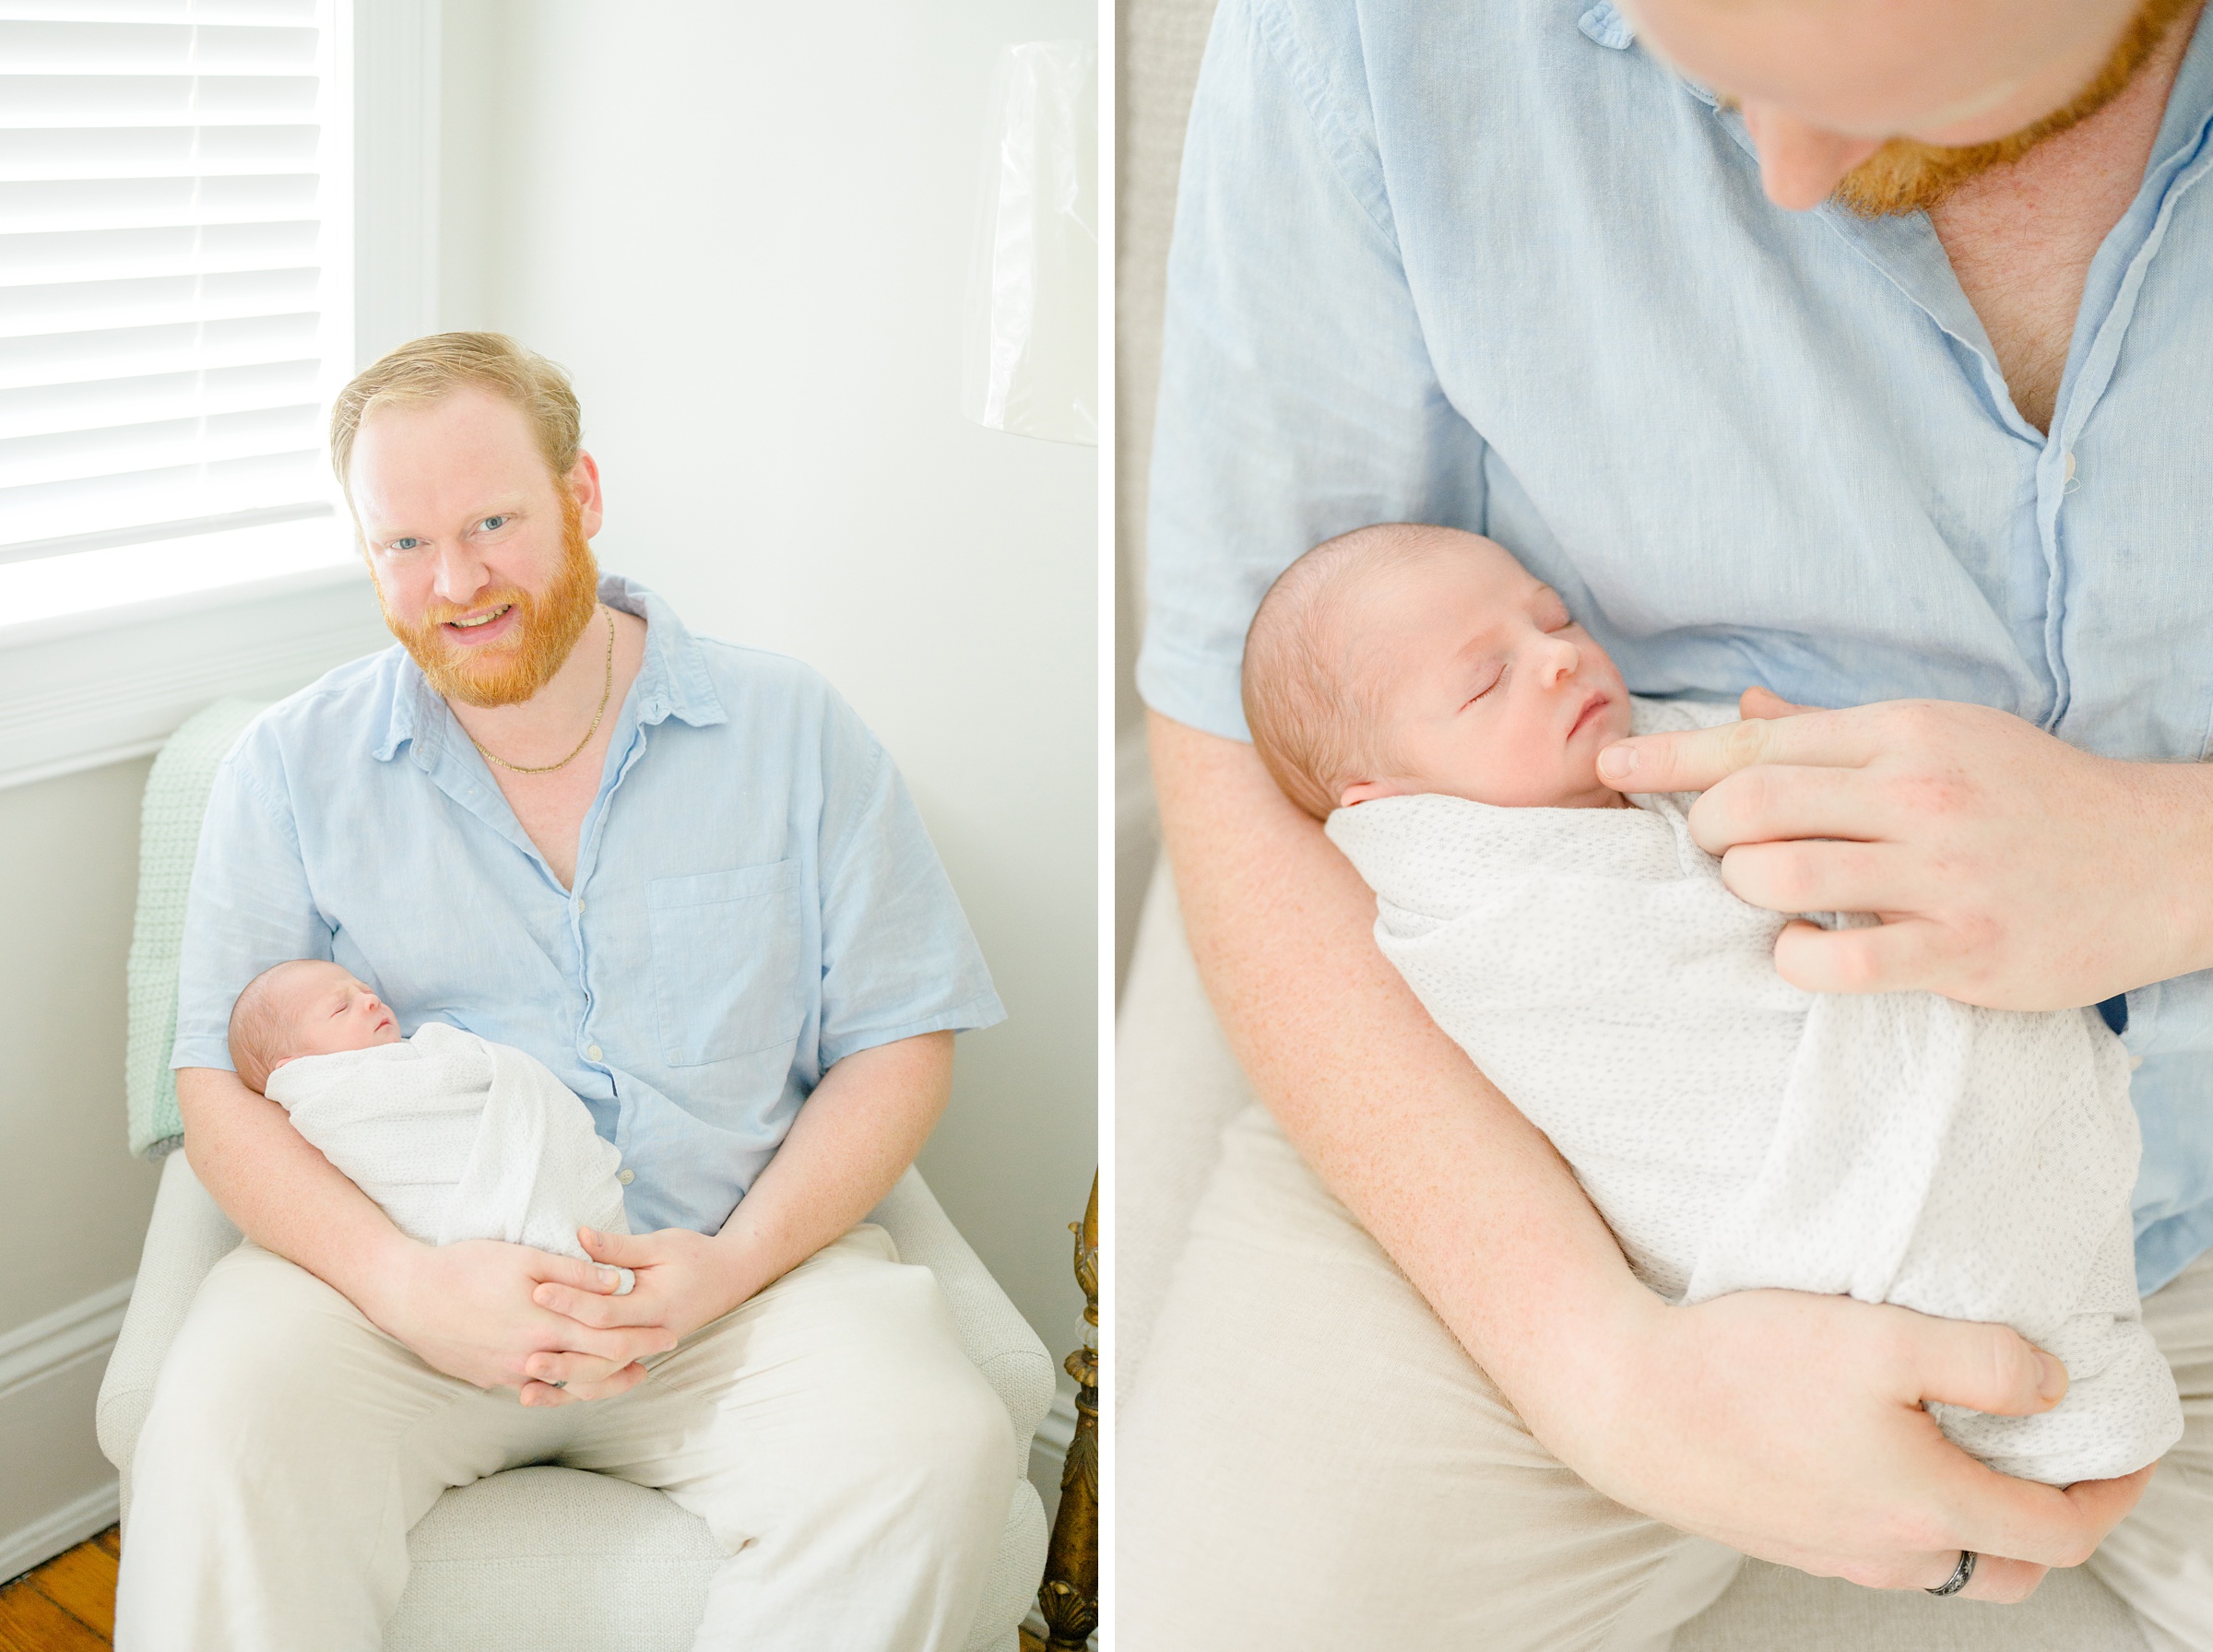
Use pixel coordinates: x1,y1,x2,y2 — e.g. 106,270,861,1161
0,0,350,570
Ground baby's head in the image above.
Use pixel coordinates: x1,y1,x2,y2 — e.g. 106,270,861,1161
1241,525,1632,819
228,960,401,1094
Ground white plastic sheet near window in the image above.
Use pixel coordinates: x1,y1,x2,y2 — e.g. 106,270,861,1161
962,41,1097,447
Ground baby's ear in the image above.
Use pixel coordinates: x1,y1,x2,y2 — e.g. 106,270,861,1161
1338,778,1406,808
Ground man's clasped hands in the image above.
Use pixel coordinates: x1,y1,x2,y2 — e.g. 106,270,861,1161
360,1223,745,1408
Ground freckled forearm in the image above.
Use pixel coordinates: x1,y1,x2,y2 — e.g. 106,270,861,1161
1149,711,1647,1393
176,1068,413,1314
704,1031,953,1308
2138,757,2213,980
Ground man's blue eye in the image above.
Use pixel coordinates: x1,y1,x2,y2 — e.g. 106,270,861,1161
479,515,507,532
391,537,420,552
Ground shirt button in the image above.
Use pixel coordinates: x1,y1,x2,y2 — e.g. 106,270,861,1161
617,1168,634,1186
586,1044,603,1061
2064,451,2077,481
2130,1055,2145,1070
575,899,586,914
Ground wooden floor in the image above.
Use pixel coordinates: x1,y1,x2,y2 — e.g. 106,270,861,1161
0,1529,116,1650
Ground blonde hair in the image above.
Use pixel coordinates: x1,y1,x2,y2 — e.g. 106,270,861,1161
1242,524,1449,820
328,332,582,493
227,960,323,1095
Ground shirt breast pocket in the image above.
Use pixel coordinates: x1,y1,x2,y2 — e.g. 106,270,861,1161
647,862,806,1068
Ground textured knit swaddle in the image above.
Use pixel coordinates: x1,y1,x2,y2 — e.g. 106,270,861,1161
266,1022,633,1280
1325,699,2181,1484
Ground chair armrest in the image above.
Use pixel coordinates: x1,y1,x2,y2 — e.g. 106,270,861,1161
870,1167,1057,1474
97,1150,242,1494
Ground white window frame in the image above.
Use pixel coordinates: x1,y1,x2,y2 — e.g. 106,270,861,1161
0,0,441,790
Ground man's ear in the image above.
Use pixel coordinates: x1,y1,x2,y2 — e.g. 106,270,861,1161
1338,778,1407,808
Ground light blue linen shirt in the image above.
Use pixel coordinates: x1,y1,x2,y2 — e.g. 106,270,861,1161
1139,0,2213,1292
172,576,1004,1235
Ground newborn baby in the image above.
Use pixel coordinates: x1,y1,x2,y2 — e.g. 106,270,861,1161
1241,522,2182,1485
229,960,633,1292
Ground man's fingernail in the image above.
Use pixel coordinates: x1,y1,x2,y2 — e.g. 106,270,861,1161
2037,1351,2069,1403
598,1267,620,1288
1598,743,1638,781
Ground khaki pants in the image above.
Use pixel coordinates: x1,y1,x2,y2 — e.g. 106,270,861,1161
1118,1103,2213,1652
114,1224,1013,1652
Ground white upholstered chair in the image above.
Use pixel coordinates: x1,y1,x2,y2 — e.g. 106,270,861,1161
100,1152,1054,1651
94,701,1056,1650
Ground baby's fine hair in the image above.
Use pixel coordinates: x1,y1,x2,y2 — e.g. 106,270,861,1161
227,959,324,1095
1241,523,1460,820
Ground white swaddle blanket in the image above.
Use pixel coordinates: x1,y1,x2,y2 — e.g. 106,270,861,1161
1325,698,2182,1484
266,1021,633,1289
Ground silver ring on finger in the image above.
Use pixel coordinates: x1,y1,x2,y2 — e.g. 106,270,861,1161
1926,1551,1977,1597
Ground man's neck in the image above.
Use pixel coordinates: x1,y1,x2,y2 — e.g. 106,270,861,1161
1928,2,2203,432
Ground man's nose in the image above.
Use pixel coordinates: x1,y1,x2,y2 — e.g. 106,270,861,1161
432,544,491,607
1740,102,1884,210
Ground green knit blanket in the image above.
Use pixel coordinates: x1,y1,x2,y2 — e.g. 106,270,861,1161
124,697,271,1158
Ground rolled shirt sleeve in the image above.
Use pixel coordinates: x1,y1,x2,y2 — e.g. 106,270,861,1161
1137,0,1492,742
170,724,331,1073
813,697,1005,1068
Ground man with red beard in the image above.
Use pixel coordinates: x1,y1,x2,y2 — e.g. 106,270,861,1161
1125,0,2213,1644
116,334,1018,1651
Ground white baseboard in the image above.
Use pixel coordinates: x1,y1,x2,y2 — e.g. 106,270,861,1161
0,1280,133,1406
0,1481,118,1587
0,1279,135,1583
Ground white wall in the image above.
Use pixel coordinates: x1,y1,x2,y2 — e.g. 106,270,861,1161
440,1,1099,1365
0,760,163,1572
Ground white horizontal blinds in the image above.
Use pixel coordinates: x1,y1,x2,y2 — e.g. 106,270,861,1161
0,0,349,567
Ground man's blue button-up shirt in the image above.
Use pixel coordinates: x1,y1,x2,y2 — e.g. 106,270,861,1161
1139,0,2213,1291
173,576,1004,1235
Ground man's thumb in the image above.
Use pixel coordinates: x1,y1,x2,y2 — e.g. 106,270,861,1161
1914,1319,2068,1417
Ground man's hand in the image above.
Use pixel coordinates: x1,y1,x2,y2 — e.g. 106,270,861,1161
1537,1284,2152,1603
359,1236,673,1404
514,1026,957,1406
1595,687,2213,1009
517,1226,746,1406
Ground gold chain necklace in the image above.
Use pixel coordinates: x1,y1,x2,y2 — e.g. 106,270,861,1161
467,606,615,775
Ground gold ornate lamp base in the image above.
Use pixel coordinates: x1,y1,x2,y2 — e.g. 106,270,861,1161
1023,1174,1098,1651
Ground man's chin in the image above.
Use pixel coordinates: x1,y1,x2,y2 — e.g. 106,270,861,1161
390,631,541,708
1832,0,2193,218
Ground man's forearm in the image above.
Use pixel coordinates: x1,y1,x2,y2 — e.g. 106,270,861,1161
1149,711,1647,1403
706,1031,953,1306
177,1067,411,1316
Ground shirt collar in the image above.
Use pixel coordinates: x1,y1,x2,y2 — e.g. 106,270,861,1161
2151,4,2213,183
372,572,728,766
